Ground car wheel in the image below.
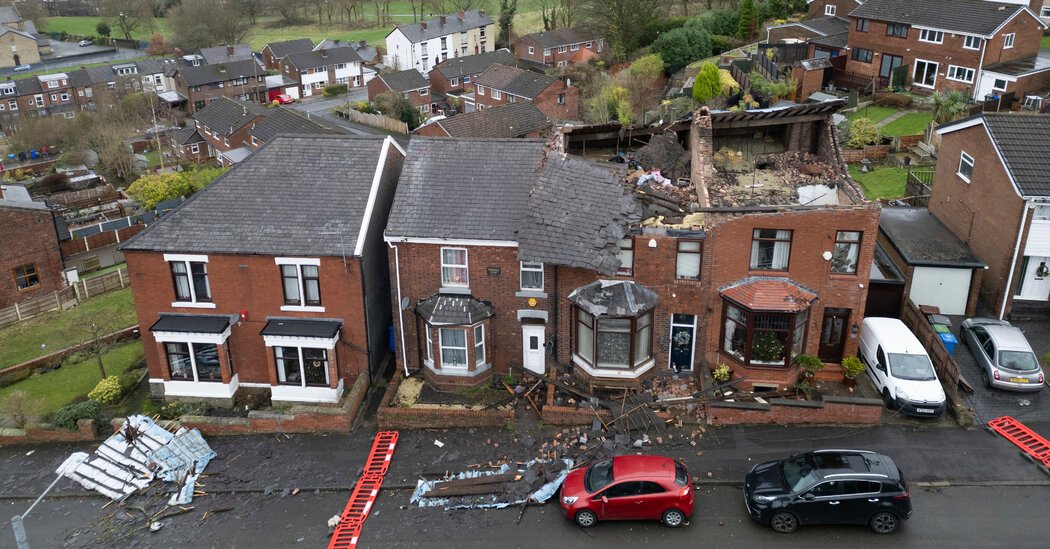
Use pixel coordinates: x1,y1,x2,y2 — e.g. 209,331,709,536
882,388,894,409
770,512,798,534
981,368,992,389
575,509,598,528
869,511,899,534
662,509,686,528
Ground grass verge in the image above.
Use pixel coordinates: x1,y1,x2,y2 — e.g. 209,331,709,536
881,112,933,137
848,105,896,124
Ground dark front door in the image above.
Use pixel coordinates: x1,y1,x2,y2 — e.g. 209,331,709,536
879,54,902,79
818,308,851,363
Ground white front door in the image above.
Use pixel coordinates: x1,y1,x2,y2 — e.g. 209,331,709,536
1017,256,1050,301
522,324,545,375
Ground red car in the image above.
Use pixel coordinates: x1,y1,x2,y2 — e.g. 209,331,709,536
559,455,693,528
275,94,295,104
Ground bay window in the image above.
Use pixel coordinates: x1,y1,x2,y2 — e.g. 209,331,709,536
439,328,468,368
473,325,485,366
275,346,329,387
165,342,221,382
721,301,809,368
575,309,654,369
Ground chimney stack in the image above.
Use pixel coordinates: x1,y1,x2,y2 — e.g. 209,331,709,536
226,45,235,56
421,21,427,30
689,107,713,208
458,10,465,20
440,15,446,25
359,39,366,47
320,48,327,58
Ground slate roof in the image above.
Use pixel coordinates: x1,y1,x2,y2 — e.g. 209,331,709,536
0,6,19,24
170,127,206,146
426,102,549,138
0,26,33,40
315,39,377,63
568,281,659,317
520,28,598,49
392,10,493,43
248,108,338,142
0,185,48,211
199,44,254,65
848,0,1031,37
720,278,818,312
284,46,362,70
177,58,263,87
264,38,314,59
120,135,394,257
192,98,266,136
811,31,849,49
415,295,496,326
981,113,1050,197
433,48,515,79
519,154,637,274
878,207,985,268
377,69,428,92
476,64,558,99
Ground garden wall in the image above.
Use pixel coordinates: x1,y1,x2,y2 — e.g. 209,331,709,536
706,396,882,425
0,419,96,444
0,326,140,387
376,370,514,430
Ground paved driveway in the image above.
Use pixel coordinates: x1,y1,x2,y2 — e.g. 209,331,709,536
952,319,1050,425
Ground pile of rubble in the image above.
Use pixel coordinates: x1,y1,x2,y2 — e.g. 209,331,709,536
708,150,847,207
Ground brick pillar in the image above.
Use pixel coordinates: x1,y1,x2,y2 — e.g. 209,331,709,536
689,107,713,208
266,346,279,386
156,341,171,381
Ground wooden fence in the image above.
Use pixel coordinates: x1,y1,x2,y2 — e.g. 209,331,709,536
900,299,961,398
905,169,934,206
337,108,409,134
0,267,129,329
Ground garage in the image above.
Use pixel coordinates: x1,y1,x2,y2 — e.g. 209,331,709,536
910,266,972,315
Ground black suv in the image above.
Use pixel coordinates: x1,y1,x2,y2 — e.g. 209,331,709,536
744,449,911,534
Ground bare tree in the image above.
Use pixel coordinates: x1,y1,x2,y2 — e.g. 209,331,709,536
101,0,146,40
449,0,482,12
538,0,558,30
172,0,251,51
235,0,266,24
558,0,581,29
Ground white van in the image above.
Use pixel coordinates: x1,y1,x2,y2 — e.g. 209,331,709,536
858,317,946,417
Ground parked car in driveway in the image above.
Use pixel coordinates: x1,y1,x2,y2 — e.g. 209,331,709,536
961,318,1045,391
275,94,295,104
78,39,93,47
560,455,693,528
744,449,912,534
13,64,31,72
859,317,946,417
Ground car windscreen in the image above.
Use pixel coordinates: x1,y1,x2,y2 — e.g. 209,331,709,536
585,459,614,493
780,455,819,493
888,353,937,381
674,461,688,486
999,350,1040,372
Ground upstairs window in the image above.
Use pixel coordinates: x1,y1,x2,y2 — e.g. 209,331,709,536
832,231,862,274
750,229,792,271
492,89,502,100
855,19,869,32
616,238,634,275
676,241,702,279
168,256,212,303
441,247,469,286
919,29,944,44
520,261,544,291
963,35,981,50
824,4,836,16
1003,33,1015,49
886,23,908,38
277,258,322,308
958,151,974,183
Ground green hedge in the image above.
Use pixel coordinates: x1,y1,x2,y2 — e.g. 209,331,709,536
52,400,102,431
323,84,348,97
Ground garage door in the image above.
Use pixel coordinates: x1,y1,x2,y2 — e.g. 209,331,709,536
910,267,971,315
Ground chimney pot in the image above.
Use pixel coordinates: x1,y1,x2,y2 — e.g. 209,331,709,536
359,39,366,47
421,21,427,30
458,10,465,20
440,15,446,24
321,48,327,58
227,45,235,56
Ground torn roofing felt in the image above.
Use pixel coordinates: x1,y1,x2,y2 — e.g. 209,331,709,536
568,280,660,317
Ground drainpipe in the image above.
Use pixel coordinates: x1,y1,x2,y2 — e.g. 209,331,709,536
1000,200,1032,320
387,240,410,376
974,36,988,101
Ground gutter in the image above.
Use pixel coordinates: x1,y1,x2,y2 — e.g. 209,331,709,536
387,239,410,376
1000,199,1032,320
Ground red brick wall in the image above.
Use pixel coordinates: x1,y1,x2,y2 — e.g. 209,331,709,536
412,122,450,137
0,419,97,444
0,206,64,309
707,397,883,425
981,12,1044,66
513,36,603,67
475,80,579,120
793,65,824,103
375,370,513,429
366,77,390,102
928,123,1026,316
124,250,370,388
428,70,454,95
808,0,858,17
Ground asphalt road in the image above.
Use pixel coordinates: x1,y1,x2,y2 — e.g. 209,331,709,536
5,485,1047,548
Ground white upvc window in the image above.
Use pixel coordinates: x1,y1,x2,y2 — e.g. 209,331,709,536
958,151,974,183
570,44,579,51
190,144,199,154
825,4,836,16
450,77,459,87
992,78,1008,91
473,325,485,366
1004,33,1015,49
425,326,434,364
477,85,485,95
946,65,975,83
919,29,944,44
558,45,567,53
441,247,469,286
492,89,502,100
274,346,330,387
528,46,534,55
439,328,468,369
963,35,981,50
276,257,324,312
520,261,544,291
543,48,551,56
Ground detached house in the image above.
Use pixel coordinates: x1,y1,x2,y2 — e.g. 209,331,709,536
843,0,1048,98
513,28,604,68
930,112,1050,318
385,10,496,72
471,64,579,120
175,59,268,113
280,46,368,99
367,69,432,113
119,135,405,404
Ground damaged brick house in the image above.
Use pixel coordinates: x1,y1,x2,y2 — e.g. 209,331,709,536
388,100,878,393
119,135,405,405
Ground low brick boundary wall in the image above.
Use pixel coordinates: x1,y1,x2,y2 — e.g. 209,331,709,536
0,419,97,444
543,404,614,426
376,370,514,430
0,326,140,387
707,396,883,425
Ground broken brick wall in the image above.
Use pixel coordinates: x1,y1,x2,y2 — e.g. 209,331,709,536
707,396,882,425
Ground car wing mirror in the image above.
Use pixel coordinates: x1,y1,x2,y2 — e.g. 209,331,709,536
803,493,815,501
601,496,608,504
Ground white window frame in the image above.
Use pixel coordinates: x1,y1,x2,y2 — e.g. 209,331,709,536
964,35,981,50
276,257,325,312
450,77,459,87
47,80,58,89
425,325,434,365
958,151,974,183
441,247,469,287
161,341,223,383
676,240,702,280
825,4,836,16
570,44,579,51
520,261,544,291
543,48,551,56
946,65,975,83
274,345,331,387
473,324,485,366
190,143,200,154
492,89,502,100
912,59,939,89
477,85,485,95
617,237,634,275
558,46,567,53
919,29,944,44
439,328,469,369
1004,33,1015,49
164,253,215,308
992,78,1008,91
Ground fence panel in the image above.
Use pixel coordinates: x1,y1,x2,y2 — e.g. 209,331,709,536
905,169,934,206
0,269,127,329
900,300,961,397
338,109,409,134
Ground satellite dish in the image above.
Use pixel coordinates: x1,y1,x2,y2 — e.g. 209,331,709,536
401,297,410,310
822,251,833,261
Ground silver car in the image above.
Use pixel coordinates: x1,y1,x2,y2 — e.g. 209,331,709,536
961,318,1045,392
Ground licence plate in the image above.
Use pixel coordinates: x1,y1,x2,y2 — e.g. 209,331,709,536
916,408,935,414
1009,377,1030,383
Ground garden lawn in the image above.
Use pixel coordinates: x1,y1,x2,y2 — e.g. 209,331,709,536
1043,35,1050,49
0,341,144,415
44,17,171,41
848,164,908,200
880,112,933,137
0,288,137,368
848,105,896,124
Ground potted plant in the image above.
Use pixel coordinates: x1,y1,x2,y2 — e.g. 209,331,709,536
841,356,864,390
796,354,824,379
712,363,732,384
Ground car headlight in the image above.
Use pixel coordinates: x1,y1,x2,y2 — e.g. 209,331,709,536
895,387,909,401
751,494,776,503
562,496,578,505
